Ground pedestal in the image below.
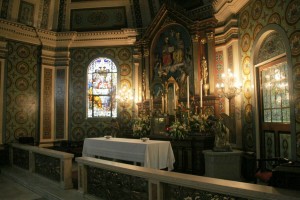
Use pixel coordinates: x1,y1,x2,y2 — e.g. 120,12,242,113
203,149,243,181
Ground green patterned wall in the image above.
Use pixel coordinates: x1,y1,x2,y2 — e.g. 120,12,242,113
239,0,300,157
69,46,134,141
4,40,40,143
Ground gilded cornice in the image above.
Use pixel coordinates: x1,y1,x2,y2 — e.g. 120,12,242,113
0,19,138,49
212,0,250,23
71,28,137,47
188,4,214,21
0,19,41,45
189,18,218,34
215,27,239,46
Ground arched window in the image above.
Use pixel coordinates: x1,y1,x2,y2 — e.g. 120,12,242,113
87,57,117,118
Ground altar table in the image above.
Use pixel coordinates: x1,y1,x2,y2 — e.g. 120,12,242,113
82,137,175,171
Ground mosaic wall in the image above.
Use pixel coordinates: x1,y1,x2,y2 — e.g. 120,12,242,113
69,47,133,141
4,40,39,143
239,0,300,157
70,7,127,31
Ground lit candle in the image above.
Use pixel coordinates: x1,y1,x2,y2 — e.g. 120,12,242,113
187,75,190,109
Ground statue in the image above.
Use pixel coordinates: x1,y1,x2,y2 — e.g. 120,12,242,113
201,57,208,85
208,116,232,152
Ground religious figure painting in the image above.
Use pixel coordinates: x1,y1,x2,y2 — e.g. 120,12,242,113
153,25,193,97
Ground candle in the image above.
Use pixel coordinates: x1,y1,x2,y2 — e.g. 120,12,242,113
200,79,203,111
162,95,165,113
173,85,176,110
187,76,190,109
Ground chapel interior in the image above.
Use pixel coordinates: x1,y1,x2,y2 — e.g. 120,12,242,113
0,0,300,199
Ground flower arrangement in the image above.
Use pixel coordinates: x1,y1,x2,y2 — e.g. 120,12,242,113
132,115,150,138
189,114,210,132
167,121,188,139
189,114,217,133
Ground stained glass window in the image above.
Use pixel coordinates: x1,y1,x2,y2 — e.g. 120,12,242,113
261,61,289,123
87,57,117,117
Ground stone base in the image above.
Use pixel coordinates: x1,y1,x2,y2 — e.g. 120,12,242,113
213,145,232,152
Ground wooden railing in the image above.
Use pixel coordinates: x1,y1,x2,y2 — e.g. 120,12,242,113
9,143,74,189
76,156,300,200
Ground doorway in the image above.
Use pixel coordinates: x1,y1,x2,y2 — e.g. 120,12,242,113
256,57,291,160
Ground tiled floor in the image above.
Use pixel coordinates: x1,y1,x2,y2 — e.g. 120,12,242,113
0,165,86,200
0,172,46,200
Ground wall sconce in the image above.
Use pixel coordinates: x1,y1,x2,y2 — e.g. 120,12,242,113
116,86,133,109
216,68,242,147
216,69,242,100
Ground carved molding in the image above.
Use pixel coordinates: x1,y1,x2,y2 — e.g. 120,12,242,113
214,18,239,45
212,0,250,22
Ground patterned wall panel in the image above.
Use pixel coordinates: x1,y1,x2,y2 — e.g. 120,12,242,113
55,69,66,139
69,47,133,141
40,0,50,29
279,133,291,159
18,0,34,26
215,50,224,113
264,131,275,159
239,0,300,154
42,68,53,139
5,40,39,143
70,7,127,31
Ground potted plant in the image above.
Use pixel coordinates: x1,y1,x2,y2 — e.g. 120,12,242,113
189,114,210,133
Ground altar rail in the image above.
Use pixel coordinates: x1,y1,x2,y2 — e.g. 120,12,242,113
9,143,74,189
76,156,300,200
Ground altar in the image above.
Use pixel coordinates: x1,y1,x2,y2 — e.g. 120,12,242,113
82,137,175,171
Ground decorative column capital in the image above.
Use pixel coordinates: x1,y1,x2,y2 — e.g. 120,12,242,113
192,34,199,43
206,32,215,41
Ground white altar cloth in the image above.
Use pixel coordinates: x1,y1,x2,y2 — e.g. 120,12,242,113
82,137,175,171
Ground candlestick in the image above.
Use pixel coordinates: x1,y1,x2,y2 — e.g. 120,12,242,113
187,76,190,109
173,85,176,110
